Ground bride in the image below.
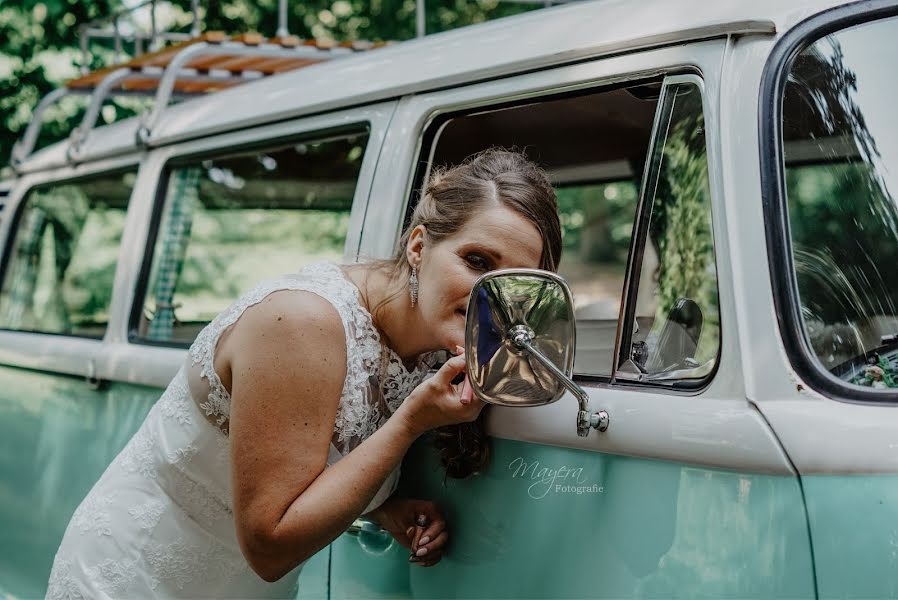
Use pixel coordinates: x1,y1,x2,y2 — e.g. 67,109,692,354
46,148,562,598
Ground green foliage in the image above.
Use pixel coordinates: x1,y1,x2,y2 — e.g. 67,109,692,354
0,180,128,334
0,0,538,173
0,1,129,172
652,112,716,322
556,181,637,265
787,163,898,324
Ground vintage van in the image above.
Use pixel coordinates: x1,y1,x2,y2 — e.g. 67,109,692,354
1,0,897,597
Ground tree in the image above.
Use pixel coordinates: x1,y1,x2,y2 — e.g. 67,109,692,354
1,0,537,174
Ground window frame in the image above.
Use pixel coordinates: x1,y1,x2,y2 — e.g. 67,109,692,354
128,123,374,349
0,165,140,340
402,70,721,389
759,0,898,404
613,74,722,391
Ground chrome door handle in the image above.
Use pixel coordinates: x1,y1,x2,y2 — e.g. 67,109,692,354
346,517,388,536
345,517,393,554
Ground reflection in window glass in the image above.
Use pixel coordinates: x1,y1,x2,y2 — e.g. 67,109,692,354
783,17,898,390
0,171,135,337
137,131,368,345
625,82,720,382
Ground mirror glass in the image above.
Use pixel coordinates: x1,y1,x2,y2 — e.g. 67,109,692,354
465,270,576,406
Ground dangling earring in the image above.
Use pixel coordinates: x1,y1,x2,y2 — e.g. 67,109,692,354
409,265,419,307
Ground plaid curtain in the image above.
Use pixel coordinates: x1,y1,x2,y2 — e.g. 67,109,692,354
146,168,200,341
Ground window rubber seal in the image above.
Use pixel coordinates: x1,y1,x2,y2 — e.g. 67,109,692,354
759,0,898,404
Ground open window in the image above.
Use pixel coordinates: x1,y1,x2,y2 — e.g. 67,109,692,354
411,74,720,384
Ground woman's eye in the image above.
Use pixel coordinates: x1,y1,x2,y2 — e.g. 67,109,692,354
465,254,489,271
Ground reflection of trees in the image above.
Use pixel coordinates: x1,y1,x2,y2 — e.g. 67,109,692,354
785,35,898,371
642,89,719,366
650,110,716,322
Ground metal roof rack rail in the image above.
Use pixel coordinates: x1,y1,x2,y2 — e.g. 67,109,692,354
11,0,390,171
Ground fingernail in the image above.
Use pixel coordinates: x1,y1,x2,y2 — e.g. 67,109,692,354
419,536,430,545
455,345,464,354
462,375,474,402
408,555,419,562
406,526,414,537
416,547,428,556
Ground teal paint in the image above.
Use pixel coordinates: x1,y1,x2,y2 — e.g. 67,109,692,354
0,366,157,599
0,366,330,599
333,436,815,599
803,475,898,599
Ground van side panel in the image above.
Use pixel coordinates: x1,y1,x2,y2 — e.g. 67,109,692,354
0,368,156,598
0,372,330,599
332,437,816,599
803,476,898,599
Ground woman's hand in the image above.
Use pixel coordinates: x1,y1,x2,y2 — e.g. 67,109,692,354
369,496,448,567
395,349,485,437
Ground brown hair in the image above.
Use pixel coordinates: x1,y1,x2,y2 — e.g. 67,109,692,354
374,147,562,478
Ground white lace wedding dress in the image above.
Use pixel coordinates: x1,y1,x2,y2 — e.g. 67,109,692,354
46,261,437,599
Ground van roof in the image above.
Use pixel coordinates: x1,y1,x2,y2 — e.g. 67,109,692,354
21,0,846,173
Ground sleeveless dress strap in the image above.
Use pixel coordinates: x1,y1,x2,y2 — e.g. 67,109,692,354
186,262,380,436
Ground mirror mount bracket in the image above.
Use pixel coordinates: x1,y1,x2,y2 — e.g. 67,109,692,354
511,332,610,437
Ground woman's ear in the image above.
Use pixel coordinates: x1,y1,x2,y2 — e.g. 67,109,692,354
406,225,427,267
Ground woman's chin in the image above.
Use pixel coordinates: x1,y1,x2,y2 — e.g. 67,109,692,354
444,334,465,354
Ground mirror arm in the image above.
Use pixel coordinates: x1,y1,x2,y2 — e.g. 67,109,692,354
514,336,610,437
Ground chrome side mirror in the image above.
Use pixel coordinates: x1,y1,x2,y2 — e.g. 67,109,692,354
464,269,609,437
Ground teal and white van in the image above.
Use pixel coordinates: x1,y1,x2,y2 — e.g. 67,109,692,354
1,0,897,597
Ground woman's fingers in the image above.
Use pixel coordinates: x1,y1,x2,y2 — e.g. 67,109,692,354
414,547,444,567
416,516,445,548
416,530,448,556
460,374,474,404
430,353,467,388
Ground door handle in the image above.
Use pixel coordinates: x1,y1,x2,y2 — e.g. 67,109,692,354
345,517,393,554
85,358,107,391
346,517,388,536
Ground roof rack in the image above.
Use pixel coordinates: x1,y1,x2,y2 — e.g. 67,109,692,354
11,0,390,171
11,0,578,171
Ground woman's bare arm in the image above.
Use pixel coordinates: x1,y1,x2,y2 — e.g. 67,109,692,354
222,289,424,582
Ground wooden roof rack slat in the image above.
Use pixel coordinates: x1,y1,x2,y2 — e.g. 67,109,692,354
12,31,389,170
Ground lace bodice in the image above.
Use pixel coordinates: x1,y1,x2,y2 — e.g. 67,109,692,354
46,260,440,599
185,260,439,453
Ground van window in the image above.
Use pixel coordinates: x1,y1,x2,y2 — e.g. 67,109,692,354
135,130,369,345
782,16,898,391
418,78,720,381
0,170,136,337
618,80,719,383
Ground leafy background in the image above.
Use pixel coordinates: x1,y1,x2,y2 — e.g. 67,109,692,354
0,0,538,175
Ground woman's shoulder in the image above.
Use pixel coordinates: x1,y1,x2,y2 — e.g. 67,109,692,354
218,261,357,327
189,260,359,368
225,287,348,366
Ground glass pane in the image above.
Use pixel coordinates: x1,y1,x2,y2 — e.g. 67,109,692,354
0,171,135,337
627,82,720,382
137,131,369,345
783,17,898,390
